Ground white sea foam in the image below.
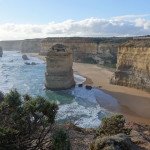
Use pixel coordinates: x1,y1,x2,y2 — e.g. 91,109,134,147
74,74,86,84
57,101,109,128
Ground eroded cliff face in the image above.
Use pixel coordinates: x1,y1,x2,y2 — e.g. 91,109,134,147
0,39,42,53
0,37,131,66
0,40,22,51
41,37,129,65
111,40,150,90
21,39,42,53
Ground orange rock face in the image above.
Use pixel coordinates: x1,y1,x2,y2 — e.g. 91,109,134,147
45,44,75,90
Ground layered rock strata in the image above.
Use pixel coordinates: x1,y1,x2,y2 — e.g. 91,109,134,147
111,39,150,90
0,37,131,66
0,40,22,51
21,39,42,53
41,37,130,65
45,44,75,90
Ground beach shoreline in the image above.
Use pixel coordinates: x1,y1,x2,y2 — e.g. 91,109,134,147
73,63,150,125
28,53,150,125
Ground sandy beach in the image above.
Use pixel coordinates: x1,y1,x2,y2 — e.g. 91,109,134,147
73,63,150,125
29,53,150,124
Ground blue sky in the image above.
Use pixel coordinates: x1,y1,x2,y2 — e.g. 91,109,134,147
0,0,150,23
0,0,150,40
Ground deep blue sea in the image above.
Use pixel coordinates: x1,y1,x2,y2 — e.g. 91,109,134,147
0,51,118,128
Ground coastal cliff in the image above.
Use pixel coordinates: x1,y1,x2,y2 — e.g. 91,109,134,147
0,40,22,51
21,39,42,53
111,39,150,90
0,37,131,66
41,37,130,65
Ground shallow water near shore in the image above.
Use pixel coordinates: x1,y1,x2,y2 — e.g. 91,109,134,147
0,51,119,128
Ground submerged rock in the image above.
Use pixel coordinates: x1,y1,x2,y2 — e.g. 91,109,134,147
25,62,37,65
85,85,92,90
25,62,30,65
78,84,83,87
31,62,37,65
0,47,3,57
22,54,29,60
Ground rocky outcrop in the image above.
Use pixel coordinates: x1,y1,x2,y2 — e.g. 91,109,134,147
90,134,136,150
21,39,42,53
0,46,3,57
111,39,150,90
45,44,75,90
22,54,29,60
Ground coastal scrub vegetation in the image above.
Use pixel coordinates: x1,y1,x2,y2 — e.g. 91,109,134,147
90,115,133,150
96,114,131,137
0,89,58,149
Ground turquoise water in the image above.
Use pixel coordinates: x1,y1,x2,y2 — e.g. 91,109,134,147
0,51,118,128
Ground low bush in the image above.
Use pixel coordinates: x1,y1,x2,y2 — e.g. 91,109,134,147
96,114,131,137
52,129,71,150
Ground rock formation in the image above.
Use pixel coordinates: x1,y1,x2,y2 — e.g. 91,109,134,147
22,54,29,60
21,39,42,53
45,44,75,90
0,46,3,57
41,37,131,66
0,40,22,51
111,39,150,90
0,39,42,53
0,37,131,66
90,133,136,150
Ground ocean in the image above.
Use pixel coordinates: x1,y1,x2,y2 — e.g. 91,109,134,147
0,51,118,128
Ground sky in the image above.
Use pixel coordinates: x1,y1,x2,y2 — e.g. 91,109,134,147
0,0,150,40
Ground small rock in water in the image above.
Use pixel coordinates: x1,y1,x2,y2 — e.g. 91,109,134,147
25,62,31,65
22,54,29,60
85,85,92,90
78,84,83,87
9,60,14,63
31,62,37,65
0,47,3,57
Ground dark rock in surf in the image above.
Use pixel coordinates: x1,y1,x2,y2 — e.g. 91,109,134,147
0,47,3,57
85,85,92,90
78,84,83,87
22,54,29,60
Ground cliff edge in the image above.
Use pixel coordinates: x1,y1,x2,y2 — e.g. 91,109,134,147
111,39,150,91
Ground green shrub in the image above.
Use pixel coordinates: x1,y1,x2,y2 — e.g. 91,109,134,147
0,89,58,149
52,129,71,150
0,92,4,102
96,115,131,137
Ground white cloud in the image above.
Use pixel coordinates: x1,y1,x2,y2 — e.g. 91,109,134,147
0,15,150,40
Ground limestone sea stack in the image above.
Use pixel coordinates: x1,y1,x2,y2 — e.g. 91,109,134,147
45,44,75,90
0,47,3,57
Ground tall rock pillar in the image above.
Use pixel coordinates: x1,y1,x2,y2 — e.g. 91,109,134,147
45,44,75,90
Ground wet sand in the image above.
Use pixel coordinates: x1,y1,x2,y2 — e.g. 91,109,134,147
73,63,150,125
29,53,150,124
